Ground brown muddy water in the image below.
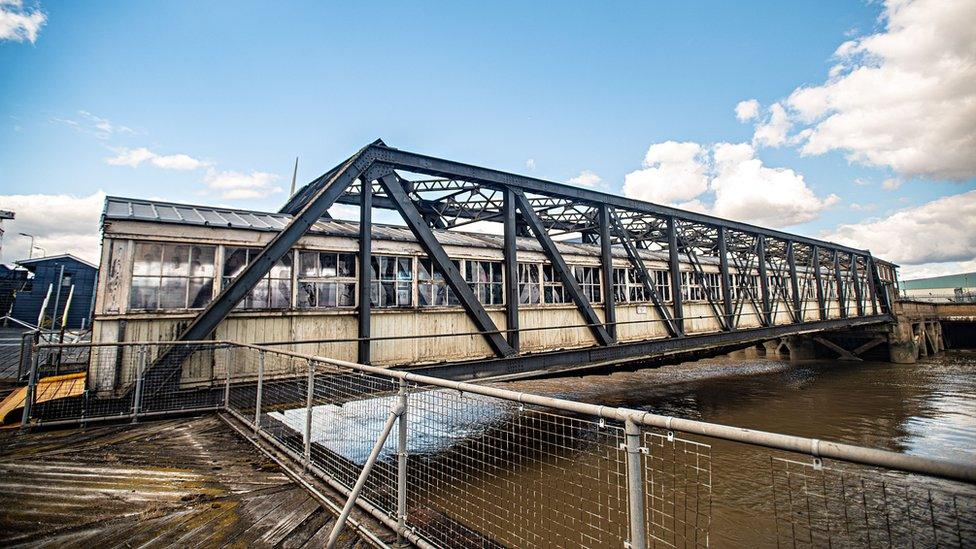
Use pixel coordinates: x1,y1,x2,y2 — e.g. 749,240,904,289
492,349,976,547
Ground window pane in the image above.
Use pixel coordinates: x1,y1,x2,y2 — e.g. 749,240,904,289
396,281,412,307
381,282,396,307
159,277,188,309
223,247,249,278
300,252,319,277
161,245,190,277
133,243,162,276
320,253,337,278
338,283,355,306
382,256,396,279
319,282,337,307
298,281,317,308
249,280,270,309
338,254,356,277
270,253,292,279
129,276,159,309
270,279,291,308
188,277,213,308
397,258,412,280
190,246,215,277
418,258,433,281
418,283,433,306
370,256,380,280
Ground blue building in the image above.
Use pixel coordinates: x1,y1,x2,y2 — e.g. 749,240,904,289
10,255,98,330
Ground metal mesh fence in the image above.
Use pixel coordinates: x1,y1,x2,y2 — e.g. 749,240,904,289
771,456,976,548
18,341,976,548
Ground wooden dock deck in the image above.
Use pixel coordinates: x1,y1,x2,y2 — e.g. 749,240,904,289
0,415,394,548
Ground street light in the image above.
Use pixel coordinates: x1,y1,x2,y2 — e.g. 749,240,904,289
18,233,35,259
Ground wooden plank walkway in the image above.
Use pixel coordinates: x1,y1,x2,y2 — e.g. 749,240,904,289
0,415,391,548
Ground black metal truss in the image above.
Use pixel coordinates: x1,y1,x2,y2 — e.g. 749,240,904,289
155,140,894,380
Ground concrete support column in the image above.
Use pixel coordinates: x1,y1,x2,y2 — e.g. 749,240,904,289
917,322,929,357
785,335,817,360
762,339,782,358
887,317,918,364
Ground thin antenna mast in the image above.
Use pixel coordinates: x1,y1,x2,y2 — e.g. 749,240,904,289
289,156,299,197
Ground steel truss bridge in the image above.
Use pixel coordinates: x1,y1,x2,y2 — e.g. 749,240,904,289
163,139,894,380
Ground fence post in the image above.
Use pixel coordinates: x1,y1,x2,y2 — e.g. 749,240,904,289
625,419,647,549
304,358,314,471
223,345,231,409
254,350,265,436
397,378,409,543
20,348,41,431
131,345,146,422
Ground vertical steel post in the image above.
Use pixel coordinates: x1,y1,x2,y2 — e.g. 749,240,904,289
358,176,373,364
51,264,65,331
254,350,264,435
131,345,146,422
666,217,684,336
757,235,771,326
598,205,616,341
866,257,880,315
20,349,40,431
851,252,865,317
223,345,231,409
625,419,647,549
502,189,520,351
813,245,826,320
833,250,847,318
396,379,409,542
717,226,733,331
787,241,802,322
304,358,314,471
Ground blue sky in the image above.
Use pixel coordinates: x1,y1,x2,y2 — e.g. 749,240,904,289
1,0,973,277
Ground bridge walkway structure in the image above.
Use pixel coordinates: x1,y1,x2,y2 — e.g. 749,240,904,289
110,140,898,387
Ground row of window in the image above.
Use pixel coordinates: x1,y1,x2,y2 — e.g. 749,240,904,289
126,241,857,312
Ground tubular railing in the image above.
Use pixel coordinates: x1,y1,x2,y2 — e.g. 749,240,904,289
17,341,976,548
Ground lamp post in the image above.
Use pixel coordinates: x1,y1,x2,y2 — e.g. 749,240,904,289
19,233,35,259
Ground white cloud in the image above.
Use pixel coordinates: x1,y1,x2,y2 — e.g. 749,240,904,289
849,202,877,211
203,168,282,200
54,110,136,140
0,0,45,43
785,0,976,180
623,141,709,205
710,142,840,227
822,189,976,266
622,141,839,228
567,169,603,188
735,99,760,122
105,147,209,171
525,158,536,171
899,259,976,280
853,178,871,186
881,177,903,191
0,191,104,265
751,102,791,148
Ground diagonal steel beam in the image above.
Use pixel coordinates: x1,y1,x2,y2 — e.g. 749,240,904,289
512,190,613,346
609,211,679,338
378,174,515,358
787,241,802,322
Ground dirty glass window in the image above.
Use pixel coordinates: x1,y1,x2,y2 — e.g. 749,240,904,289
129,242,216,310
418,258,459,307
571,265,602,303
223,247,292,309
542,264,567,304
465,260,503,305
370,255,413,308
517,263,540,305
297,251,356,309
681,272,721,302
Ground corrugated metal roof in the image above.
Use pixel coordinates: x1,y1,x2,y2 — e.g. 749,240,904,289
103,196,692,264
